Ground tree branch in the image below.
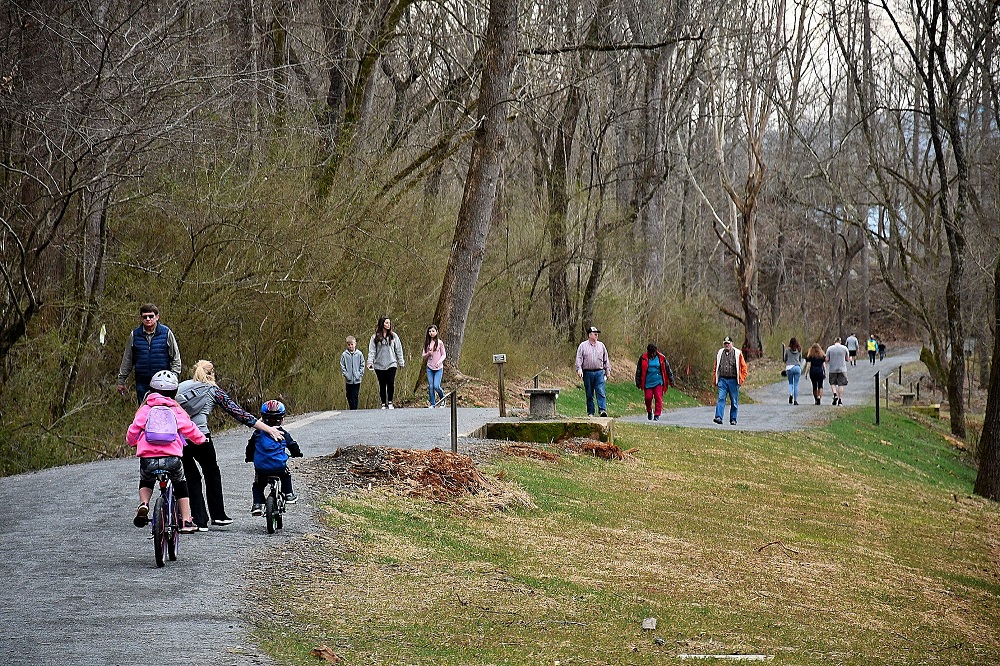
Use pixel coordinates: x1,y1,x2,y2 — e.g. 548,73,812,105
524,33,702,57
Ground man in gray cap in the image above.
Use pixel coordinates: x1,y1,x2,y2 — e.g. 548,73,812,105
576,326,611,417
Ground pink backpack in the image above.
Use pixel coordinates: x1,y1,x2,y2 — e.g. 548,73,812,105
145,405,179,443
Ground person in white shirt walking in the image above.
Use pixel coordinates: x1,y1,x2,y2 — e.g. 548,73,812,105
845,333,859,366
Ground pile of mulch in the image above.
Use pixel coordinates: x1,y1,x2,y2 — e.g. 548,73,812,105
500,443,560,461
296,445,536,510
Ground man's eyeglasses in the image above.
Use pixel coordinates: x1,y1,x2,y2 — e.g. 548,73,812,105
141,314,157,320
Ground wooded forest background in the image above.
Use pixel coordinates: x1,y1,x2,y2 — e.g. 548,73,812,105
2,0,1000,493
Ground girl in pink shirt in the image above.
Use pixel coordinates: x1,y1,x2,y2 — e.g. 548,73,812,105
126,371,206,533
422,325,447,407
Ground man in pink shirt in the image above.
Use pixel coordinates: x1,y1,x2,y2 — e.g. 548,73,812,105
575,326,611,417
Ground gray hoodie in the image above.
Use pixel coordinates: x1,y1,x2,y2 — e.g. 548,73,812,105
367,333,405,371
340,349,366,384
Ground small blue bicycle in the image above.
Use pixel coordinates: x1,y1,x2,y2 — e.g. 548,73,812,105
150,470,181,567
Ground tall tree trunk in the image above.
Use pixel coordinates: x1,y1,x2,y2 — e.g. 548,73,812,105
919,0,970,438
59,184,110,414
320,0,350,133
316,0,417,196
545,85,578,340
634,50,667,291
271,0,288,127
432,0,518,371
974,253,1000,500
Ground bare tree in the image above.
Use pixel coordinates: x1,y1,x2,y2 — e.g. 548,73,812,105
974,252,1000,500
1,2,233,404
681,0,787,357
432,0,519,370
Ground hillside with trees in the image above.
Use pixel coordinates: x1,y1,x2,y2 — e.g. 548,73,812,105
2,0,999,496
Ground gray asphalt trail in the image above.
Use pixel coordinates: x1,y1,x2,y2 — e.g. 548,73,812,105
0,407,497,666
1,352,922,665
618,346,921,430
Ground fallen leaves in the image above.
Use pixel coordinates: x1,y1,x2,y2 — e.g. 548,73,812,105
310,645,341,662
580,441,630,460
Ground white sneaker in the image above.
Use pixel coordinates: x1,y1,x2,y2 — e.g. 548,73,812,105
388,402,394,409
381,404,387,410
427,404,434,408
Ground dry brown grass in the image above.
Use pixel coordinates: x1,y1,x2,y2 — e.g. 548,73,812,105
249,415,1000,665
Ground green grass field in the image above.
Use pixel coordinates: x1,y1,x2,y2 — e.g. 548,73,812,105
252,407,1000,665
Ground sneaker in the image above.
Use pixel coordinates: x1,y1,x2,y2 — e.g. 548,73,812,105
653,415,660,421
133,503,149,528
789,395,793,404
251,504,263,516
428,404,435,408
815,397,821,405
713,416,723,424
211,517,233,526
180,520,198,534
647,412,653,420
793,400,799,405
285,492,298,504
381,404,387,410
388,402,395,409
832,397,838,405
197,525,209,532
599,410,608,418
730,420,738,425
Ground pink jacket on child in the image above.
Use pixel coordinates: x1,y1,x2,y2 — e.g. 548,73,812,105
127,393,206,458
422,341,446,371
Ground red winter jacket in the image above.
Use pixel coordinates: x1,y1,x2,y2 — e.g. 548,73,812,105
635,351,673,390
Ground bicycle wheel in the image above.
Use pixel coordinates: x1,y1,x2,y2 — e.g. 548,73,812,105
265,494,277,534
166,494,179,561
153,495,166,568
275,499,283,531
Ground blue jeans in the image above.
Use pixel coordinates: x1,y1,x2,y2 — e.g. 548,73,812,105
582,369,607,415
427,367,444,406
715,378,740,422
786,364,801,400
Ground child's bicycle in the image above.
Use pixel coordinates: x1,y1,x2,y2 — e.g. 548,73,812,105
150,470,181,567
261,474,286,534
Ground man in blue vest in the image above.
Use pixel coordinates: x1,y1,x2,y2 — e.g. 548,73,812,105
116,303,182,403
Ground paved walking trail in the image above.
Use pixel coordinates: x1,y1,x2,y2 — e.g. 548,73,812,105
619,346,921,430
0,348,920,665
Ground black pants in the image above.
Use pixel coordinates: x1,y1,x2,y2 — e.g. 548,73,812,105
375,367,397,406
345,382,360,410
182,434,229,527
252,468,293,504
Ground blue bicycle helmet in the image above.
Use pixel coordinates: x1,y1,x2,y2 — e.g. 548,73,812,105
261,399,286,424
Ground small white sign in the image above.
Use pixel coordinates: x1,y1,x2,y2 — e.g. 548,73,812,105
492,354,506,363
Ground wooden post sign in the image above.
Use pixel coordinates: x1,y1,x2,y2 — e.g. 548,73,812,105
493,354,507,417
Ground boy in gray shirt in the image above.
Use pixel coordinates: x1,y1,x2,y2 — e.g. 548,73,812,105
340,336,366,410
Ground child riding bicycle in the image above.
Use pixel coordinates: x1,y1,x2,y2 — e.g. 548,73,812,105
245,400,303,515
127,370,206,533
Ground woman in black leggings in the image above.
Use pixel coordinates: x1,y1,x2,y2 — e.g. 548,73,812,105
367,316,405,409
804,342,827,406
